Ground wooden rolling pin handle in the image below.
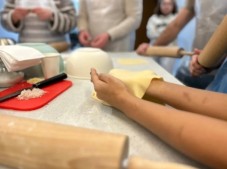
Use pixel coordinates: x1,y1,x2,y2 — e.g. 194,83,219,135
179,50,194,57
145,46,183,58
145,46,194,58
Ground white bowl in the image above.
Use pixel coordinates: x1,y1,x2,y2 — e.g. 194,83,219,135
65,48,113,79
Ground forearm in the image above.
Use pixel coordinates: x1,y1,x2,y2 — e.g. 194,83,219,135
145,80,227,120
153,23,179,46
108,0,142,41
117,95,227,168
77,0,88,31
108,18,138,41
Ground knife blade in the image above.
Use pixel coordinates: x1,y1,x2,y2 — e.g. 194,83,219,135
0,73,67,103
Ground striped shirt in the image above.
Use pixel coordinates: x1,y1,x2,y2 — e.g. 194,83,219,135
1,0,76,43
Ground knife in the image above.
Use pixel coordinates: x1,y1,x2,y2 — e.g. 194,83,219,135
0,73,67,103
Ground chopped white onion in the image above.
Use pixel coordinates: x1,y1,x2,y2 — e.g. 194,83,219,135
17,88,47,100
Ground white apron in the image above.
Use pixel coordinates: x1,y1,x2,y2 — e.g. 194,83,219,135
194,0,227,48
82,0,138,51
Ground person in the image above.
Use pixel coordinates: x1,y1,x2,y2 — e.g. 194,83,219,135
90,68,227,169
136,0,227,89
146,0,177,73
190,49,227,93
1,0,76,44
77,0,142,52
146,0,177,45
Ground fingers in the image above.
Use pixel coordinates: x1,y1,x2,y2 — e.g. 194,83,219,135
90,68,103,93
90,68,99,83
31,7,43,14
79,32,91,46
79,36,89,46
136,43,149,55
31,8,39,13
83,31,92,41
190,55,206,76
79,36,90,46
90,68,111,84
99,73,111,83
91,36,101,46
91,34,109,48
34,9,53,21
90,69,110,99
190,55,199,76
12,9,30,23
15,8,29,12
193,48,202,55
91,35,103,48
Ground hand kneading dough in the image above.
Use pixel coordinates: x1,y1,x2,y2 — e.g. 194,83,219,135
92,69,163,106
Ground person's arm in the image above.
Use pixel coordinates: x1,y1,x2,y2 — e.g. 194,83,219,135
119,93,227,169
107,0,142,41
77,0,92,46
189,49,207,76
137,1,195,55
145,79,227,120
0,0,25,32
49,0,76,33
190,50,227,77
153,8,194,46
77,0,88,32
91,69,227,169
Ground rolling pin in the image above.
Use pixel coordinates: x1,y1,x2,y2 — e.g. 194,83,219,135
197,15,227,68
127,157,198,169
145,15,227,68
0,114,128,169
49,41,70,53
145,46,194,58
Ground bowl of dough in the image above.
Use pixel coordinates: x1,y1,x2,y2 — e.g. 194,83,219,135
65,47,113,79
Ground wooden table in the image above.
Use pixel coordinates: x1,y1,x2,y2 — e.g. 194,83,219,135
0,52,206,169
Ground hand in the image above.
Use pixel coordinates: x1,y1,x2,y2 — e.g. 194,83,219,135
79,30,92,46
32,7,53,21
136,43,149,55
90,68,130,108
12,8,30,24
189,49,207,76
91,33,110,49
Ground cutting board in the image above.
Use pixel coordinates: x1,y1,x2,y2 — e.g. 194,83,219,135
0,80,72,111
